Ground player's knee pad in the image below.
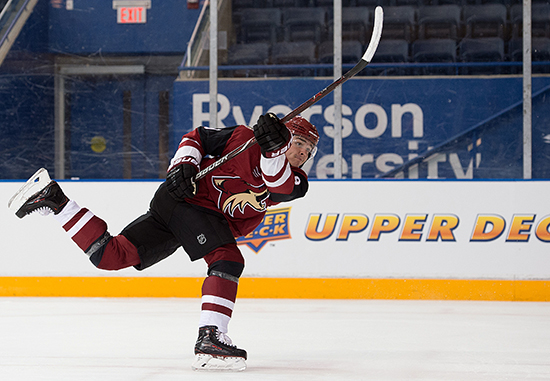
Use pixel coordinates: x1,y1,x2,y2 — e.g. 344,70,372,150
86,231,113,267
208,260,244,281
203,244,244,279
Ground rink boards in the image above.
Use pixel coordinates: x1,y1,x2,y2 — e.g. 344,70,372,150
1,180,549,300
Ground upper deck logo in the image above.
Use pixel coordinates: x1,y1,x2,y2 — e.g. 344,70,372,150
237,207,292,253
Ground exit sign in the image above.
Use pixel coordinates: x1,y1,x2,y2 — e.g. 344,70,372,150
113,1,151,24
118,7,146,23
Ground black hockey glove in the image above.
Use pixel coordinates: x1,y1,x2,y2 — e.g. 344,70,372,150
254,113,291,158
166,163,198,201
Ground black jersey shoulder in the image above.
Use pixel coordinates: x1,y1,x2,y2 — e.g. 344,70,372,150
269,170,309,203
196,125,239,157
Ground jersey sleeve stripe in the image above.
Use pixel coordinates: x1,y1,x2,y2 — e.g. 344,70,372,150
259,155,287,176
169,145,203,170
263,163,293,189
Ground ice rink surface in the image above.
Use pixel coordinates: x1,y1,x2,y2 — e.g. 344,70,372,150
1,297,549,380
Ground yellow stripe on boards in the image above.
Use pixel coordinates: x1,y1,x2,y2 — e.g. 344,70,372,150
0,277,204,297
0,277,548,301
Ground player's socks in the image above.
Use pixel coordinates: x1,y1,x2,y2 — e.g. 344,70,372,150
198,274,238,333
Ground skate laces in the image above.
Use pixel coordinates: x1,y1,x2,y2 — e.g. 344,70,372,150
216,331,234,347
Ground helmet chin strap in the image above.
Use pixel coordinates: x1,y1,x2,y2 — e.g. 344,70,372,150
299,149,316,169
299,157,311,169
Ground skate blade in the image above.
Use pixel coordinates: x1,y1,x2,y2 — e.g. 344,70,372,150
191,354,247,372
7,168,51,212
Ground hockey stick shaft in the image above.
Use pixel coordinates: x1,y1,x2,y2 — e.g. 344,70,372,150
193,6,384,182
281,7,384,124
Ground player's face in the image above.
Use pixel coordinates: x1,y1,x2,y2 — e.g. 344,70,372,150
285,136,316,167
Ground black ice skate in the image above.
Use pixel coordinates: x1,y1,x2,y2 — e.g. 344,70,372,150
8,168,68,218
192,325,247,371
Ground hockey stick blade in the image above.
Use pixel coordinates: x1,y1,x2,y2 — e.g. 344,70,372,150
362,6,384,63
193,6,384,182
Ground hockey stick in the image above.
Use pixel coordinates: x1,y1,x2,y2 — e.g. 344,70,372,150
193,6,384,182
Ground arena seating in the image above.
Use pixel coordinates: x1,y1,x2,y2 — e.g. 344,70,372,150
228,0,550,76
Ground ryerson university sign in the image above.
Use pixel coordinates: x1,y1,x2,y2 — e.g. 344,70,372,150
190,93,479,179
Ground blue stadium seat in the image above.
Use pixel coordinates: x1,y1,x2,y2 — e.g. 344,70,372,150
240,8,282,45
463,0,512,5
508,37,550,74
510,4,550,39
283,7,327,44
431,0,465,5
393,0,423,7
412,38,457,74
226,43,271,77
462,4,507,39
232,0,265,10
459,37,505,74
533,37,550,63
368,39,410,76
373,39,410,63
318,40,363,64
355,0,382,6
317,40,363,76
315,0,355,6
382,6,417,43
271,41,317,77
417,5,462,40
269,0,309,7
328,7,372,45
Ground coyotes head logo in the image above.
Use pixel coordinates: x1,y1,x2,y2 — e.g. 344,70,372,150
213,177,269,217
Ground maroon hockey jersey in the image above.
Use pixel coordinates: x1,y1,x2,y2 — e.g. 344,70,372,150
168,125,309,238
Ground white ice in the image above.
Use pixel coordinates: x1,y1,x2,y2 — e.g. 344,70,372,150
1,298,549,380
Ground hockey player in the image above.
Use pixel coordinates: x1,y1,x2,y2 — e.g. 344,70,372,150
8,112,319,371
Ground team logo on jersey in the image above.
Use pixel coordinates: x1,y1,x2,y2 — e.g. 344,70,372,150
212,177,269,217
237,207,292,253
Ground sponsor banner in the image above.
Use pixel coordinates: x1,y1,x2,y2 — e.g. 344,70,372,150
1,181,549,280
236,207,292,253
173,77,550,179
250,180,550,280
